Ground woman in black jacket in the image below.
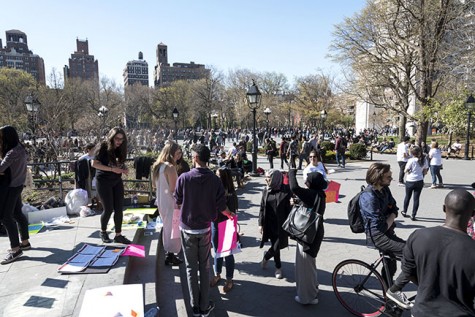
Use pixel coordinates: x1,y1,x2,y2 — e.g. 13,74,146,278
258,169,292,279
288,168,326,305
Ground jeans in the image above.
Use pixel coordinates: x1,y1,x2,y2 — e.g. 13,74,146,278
289,154,298,169
0,186,27,249
336,151,346,167
397,161,407,183
96,177,124,233
267,155,274,169
429,165,443,185
403,180,424,217
211,222,235,279
181,230,211,311
280,156,289,169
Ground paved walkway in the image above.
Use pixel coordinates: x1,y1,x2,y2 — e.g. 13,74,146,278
157,152,475,317
0,151,473,317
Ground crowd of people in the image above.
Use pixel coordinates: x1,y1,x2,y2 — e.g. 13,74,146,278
1,123,475,317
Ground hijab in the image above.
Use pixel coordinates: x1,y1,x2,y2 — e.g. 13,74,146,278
265,169,282,191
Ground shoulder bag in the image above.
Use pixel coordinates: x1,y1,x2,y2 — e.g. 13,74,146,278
282,194,321,245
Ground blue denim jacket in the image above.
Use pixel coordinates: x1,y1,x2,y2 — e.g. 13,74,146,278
359,185,398,236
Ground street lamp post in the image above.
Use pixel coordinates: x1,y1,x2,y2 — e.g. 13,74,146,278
464,94,475,160
24,94,41,146
264,107,271,138
320,109,327,140
172,107,179,143
246,80,262,176
98,106,109,136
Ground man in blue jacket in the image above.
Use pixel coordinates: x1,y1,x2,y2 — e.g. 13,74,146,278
174,144,233,317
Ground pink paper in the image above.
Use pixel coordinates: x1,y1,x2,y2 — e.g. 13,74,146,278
216,215,241,258
122,244,145,258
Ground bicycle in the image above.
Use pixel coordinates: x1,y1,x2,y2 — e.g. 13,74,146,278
332,247,415,317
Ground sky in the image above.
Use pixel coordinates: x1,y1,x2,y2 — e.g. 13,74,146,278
1,0,367,88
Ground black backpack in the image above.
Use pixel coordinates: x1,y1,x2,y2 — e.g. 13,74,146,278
347,185,368,233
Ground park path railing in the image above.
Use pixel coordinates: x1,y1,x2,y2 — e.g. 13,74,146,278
27,158,154,201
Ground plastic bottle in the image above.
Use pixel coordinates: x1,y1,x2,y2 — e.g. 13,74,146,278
132,194,138,208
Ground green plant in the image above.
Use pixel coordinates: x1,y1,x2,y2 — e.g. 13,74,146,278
246,141,253,152
349,143,367,160
320,141,334,152
324,150,336,162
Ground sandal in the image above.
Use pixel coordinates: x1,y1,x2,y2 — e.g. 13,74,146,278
210,274,221,287
223,280,233,293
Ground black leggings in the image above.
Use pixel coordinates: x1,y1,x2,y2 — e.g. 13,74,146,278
96,177,124,233
264,236,281,269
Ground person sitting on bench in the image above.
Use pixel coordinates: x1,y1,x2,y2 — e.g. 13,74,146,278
447,139,462,159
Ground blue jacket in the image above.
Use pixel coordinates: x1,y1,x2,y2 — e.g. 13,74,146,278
359,185,398,236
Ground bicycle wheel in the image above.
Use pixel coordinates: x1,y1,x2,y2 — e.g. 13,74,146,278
332,259,387,317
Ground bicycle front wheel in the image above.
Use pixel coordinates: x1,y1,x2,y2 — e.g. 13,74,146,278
332,259,387,317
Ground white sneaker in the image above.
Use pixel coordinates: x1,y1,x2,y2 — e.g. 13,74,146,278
275,268,283,279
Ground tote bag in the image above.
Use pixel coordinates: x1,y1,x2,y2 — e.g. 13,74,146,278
282,195,321,245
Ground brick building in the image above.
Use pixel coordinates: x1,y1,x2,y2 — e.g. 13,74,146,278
0,29,45,84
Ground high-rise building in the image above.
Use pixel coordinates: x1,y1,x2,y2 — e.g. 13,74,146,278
123,52,149,87
64,39,99,82
153,42,209,87
0,29,45,84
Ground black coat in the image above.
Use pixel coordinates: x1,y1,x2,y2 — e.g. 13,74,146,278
259,187,292,249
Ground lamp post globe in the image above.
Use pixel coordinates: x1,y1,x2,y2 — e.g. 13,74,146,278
464,94,475,160
320,109,327,140
264,107,271,138
98,106,109,136
172,107,179,143
246,80,262,176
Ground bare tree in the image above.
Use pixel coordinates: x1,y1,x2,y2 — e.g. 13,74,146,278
330,0,468,142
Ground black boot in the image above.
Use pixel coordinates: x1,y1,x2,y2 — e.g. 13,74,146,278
165,252,183,266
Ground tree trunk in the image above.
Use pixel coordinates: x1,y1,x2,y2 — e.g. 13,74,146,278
399,116,406,140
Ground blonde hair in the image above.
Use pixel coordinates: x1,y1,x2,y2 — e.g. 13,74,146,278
151,142,179,184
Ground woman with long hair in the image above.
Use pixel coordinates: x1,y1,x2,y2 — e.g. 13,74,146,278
402,146,428,220
91,127,131,244
151,141,182,266
210,167,238,293
0,126,30,264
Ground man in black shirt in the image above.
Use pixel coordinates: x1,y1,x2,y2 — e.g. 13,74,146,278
390,189,475,316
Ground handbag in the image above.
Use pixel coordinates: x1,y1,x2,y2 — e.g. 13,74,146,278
282,194,321,245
